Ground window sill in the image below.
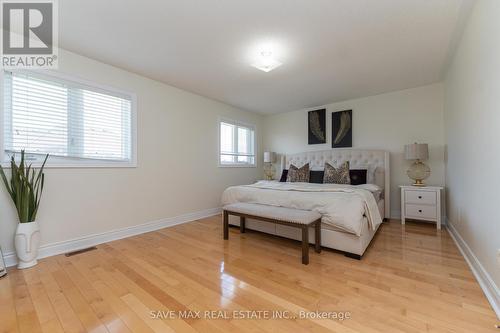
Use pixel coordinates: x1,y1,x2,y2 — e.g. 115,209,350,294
0,160,137,169
218,164,256,168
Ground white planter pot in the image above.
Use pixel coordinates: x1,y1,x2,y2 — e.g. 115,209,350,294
15,221,41,269
0,247,6,278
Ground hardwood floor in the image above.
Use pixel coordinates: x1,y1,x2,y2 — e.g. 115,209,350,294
0,217,498,332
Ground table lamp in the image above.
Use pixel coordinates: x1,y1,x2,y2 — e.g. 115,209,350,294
405,143,430,186
263,152,276,180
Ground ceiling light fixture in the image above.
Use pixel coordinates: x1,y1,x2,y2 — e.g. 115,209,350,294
251,50,282,72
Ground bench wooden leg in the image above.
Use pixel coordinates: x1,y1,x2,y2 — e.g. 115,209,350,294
302,226,309,265
223,211,229,240
315,220,321,253
240,216,246,233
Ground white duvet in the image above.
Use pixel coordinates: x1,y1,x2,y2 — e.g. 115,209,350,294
221,181,382,236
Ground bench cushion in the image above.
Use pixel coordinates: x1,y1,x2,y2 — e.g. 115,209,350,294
223,203,321,225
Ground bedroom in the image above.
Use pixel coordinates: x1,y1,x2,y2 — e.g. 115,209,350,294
0,0,498,332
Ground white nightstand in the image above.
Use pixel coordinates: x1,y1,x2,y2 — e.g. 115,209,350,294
400,185,443,229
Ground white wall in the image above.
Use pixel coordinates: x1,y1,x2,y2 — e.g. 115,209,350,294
0,49,263,256
263,83,445,217
444,0,500,291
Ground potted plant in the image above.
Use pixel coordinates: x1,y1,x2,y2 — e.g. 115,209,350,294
0,151,48,269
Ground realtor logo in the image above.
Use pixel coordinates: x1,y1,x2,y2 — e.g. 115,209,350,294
1,0,58,68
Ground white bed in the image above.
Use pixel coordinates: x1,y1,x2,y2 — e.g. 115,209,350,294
222,149,390,257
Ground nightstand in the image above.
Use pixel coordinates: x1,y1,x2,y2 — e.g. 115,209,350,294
400,186,443,229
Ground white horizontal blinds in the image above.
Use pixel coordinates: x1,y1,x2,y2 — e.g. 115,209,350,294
237,126,254,164
80,90,131,160
220,120,255,165
4,72,69,156
3,71,132,161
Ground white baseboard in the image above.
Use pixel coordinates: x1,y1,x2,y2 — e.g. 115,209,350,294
3,207,221,268
446,220,500,319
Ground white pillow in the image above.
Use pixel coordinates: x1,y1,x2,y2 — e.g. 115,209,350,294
356,183,381,192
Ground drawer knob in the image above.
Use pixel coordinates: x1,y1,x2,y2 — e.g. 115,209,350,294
418,196,422,199
418,209,422,213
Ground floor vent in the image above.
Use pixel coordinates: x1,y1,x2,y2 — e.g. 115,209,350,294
65,246,98,257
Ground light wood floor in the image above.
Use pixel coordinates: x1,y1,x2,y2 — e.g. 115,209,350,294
0,217,498,333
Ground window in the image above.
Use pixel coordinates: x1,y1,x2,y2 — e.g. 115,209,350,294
219,118,255,167
2,71,136,167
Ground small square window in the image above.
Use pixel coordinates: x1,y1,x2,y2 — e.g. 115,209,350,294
219,118,255,167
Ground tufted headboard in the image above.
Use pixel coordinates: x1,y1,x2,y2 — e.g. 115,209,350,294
280,149,390,219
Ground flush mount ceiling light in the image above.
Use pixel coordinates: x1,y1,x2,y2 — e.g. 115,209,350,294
251,51,282,72
246,40,287,73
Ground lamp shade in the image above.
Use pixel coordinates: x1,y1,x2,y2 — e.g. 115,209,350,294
405,143,429,160
263,151,276,163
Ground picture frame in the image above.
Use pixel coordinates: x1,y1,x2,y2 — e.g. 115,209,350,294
332,110,352,148
308,109,326,144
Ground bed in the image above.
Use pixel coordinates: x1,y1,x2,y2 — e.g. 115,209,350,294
221,149,390,257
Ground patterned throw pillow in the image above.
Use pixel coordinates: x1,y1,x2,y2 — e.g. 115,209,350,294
286,163,310,182
323,161,350,184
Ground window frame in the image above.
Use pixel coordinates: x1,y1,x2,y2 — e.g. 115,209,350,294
218,116,257,168
0,69,138,168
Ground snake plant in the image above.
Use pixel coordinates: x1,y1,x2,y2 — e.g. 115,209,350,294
0,151,48,223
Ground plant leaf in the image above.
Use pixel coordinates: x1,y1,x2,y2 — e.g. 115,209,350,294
0,164,13,200
0,150,48,223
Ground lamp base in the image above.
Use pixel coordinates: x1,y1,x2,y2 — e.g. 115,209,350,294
263,163,275,180
412,179,426,187
407,160,430,187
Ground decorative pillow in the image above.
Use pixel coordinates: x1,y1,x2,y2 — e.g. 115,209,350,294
309,170,324,184
349,169,367,185
279,169,288,182
323,161,350,184
286,163,310,182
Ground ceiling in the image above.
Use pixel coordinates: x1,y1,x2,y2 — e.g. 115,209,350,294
59,0,474,114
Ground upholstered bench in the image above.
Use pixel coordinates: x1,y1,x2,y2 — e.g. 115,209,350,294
222,203,322,264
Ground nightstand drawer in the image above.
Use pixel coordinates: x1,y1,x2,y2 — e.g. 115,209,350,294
405,204,437,220
405,190,436,205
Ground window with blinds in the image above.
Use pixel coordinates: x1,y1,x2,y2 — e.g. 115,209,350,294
219,119,255,166
2,71,135,166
